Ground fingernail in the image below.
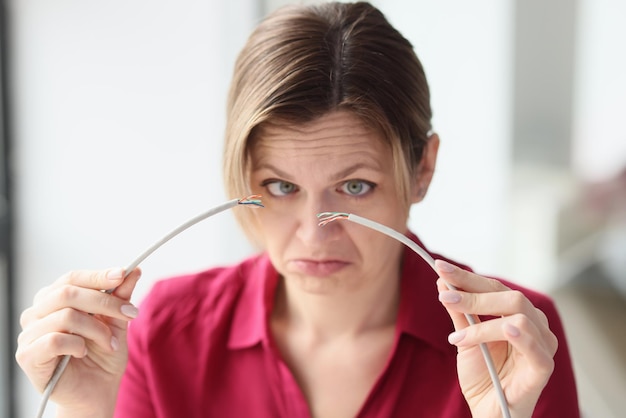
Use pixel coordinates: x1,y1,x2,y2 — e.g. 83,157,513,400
448,330,466,345
121,304,138,318
107,268,124,280
435,259,456,273
439,290,461,303
504,323,521,338
111,336,119,351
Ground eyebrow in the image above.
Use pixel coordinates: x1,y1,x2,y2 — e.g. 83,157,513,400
253,164,293,180
253,161,381,182
330,162,381,181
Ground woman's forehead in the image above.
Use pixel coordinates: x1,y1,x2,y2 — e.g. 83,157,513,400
251,114,389,164
251,110,387,150
258,111,374,136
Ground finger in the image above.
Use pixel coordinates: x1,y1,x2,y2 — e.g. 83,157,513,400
437,278,476,331
59,268,129,291
33,268,128,305
449,314,557,373
438,287,539,320
503,318,557,377
436,276,556,351
106,268,142,337
110,268,141,301
24,285,138,325
535,306,550,328
434,259,510,293
18,308,118,354
16,331,89,376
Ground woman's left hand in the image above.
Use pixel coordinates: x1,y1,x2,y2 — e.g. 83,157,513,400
434,259,558,418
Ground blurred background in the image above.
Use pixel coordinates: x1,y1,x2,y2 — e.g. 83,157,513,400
0,0,624,417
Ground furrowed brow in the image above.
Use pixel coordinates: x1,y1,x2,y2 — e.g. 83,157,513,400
253,163,293,180
331,162,381,181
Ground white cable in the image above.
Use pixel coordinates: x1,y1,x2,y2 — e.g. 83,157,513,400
36,196,262,418
318,212,512,418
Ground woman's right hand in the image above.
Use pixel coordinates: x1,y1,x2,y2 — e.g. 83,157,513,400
15,268,142,416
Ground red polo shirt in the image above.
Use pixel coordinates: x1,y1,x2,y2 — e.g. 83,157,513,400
116,233,579,417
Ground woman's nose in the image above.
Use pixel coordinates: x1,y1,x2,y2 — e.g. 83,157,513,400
295,195,341,244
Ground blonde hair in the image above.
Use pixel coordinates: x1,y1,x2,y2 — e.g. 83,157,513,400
223,2,432,245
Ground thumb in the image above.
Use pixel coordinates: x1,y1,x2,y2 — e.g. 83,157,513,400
437,277,472,332
107,268,142,342
112,268,142,301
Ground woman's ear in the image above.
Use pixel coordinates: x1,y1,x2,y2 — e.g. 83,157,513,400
411,133,440,203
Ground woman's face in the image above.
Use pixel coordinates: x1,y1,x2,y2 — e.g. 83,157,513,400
249,110,412,295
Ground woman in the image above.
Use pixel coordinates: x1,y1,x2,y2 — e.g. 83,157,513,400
16,2,579,417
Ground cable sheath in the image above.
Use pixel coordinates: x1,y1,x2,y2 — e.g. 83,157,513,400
318,212,511,418
36,197,257,418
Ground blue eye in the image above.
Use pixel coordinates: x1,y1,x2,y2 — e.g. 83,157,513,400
341,180,373,196
266,180,297,196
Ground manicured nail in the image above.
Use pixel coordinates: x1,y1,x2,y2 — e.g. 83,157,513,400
435,259,456,273
111,336,119,351
439,290,461,303
107,268,124,280
448,330,466,345
504,323,521,338
121,304,138,318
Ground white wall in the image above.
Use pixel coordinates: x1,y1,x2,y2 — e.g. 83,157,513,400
10,1,258,416
572,0,626,182
374,0,514,279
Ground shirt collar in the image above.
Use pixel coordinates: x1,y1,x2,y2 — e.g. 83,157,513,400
227,232,460,352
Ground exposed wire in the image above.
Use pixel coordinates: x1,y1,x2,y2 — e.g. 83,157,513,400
317,212,512,418
36,195,263,418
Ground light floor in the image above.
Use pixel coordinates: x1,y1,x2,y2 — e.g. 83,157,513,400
551,264,626,418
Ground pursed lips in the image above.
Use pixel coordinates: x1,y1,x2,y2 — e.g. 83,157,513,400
288,258,350,277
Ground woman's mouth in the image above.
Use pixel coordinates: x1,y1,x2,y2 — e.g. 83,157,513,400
290,259,349,277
